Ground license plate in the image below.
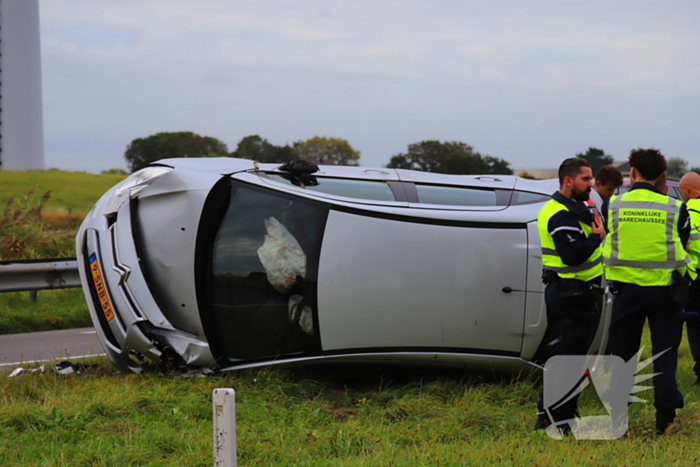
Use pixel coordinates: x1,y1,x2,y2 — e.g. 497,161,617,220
89,254,114,322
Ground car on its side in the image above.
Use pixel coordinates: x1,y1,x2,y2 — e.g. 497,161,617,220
76,158,612,374
615,177,681,200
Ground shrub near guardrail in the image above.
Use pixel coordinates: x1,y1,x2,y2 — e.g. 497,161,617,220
0,188,76,260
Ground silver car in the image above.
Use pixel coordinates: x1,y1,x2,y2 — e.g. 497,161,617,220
76,158,611,374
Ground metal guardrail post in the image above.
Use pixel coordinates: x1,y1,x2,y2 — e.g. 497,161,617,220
0,259,81,293
213,388,237,467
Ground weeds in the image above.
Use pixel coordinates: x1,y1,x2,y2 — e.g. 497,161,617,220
0,169,126,260
0,187,76,260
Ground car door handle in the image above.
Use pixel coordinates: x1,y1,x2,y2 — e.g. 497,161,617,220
502,286,529,293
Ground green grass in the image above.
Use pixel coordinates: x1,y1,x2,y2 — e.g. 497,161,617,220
0,169,125,260
0,289,92,335
2,329,700,466
0,169,125,212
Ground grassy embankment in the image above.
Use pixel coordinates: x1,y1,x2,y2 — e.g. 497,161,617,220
1,171,700,464
2,333,700,466
0,169,125,334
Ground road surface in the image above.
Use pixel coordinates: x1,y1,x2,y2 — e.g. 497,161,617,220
0,327,104,371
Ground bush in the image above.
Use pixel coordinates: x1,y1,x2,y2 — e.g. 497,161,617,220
0,188,76,260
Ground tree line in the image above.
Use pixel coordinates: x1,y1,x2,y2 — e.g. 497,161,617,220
574,147,700,178
123,132,361,173
122,131,515,175
122,131,697,178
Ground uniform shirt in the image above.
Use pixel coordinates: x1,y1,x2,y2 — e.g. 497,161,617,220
602,182,690,247
587,189,605,225
547,191,603,267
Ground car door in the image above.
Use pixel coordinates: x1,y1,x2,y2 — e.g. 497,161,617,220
316,208,528,355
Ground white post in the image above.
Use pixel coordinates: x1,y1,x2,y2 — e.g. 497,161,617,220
213,388,237,467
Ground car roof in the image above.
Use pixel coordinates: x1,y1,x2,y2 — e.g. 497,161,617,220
155,157,559,195
620,176,679,187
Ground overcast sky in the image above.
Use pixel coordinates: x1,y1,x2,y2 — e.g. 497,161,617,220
39,0,700,173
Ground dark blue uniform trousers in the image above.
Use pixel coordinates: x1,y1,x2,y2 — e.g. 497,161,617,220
684,280,700,377
606,282,684,411
537,281,601,422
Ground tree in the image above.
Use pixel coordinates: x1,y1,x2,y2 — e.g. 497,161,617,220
666,156,688,178
124,131,228,172
295,136,361,166
385,140,513,175
101,168,128,175
231,135,297,163
575,148,615,174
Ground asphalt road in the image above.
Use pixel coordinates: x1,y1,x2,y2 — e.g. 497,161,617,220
0,327,104,371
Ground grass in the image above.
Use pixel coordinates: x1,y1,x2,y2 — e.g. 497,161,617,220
0,289,92,335
2,328,700,466
0,170,122,333
0,169,125,213
1,168,699,464
0,169,125,261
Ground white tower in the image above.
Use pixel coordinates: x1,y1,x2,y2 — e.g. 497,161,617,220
0,0,45,170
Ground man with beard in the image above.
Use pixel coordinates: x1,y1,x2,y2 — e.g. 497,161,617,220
603,148,690,434
534,157,606,433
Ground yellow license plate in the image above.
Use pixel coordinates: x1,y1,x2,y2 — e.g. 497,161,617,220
89,254,114,322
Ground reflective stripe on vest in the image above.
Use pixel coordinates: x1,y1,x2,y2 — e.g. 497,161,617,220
540,247,602,273
537,198,602,281
603,189,688,286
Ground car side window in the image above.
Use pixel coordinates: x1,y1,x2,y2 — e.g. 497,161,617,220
414,184,500,206
510,191,550,206
266,174,396,201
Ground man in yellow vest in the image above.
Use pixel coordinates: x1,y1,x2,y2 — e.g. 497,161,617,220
603,148,690,434
679,172,700,385
534,157,605,433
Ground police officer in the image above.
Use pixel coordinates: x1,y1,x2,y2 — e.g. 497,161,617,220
534,157,605,432
603,148,690,434
678,172,700,384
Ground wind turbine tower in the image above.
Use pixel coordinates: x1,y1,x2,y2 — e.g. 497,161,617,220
0,0,45,170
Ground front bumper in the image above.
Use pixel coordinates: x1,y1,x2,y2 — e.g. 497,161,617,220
77,198,214,372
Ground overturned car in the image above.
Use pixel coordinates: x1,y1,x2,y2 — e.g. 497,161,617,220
77,158,611,374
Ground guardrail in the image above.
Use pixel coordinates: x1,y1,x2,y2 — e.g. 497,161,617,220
0,258,81,293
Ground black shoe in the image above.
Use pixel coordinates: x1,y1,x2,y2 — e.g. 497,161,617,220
534,412,550,430
656,408,676,434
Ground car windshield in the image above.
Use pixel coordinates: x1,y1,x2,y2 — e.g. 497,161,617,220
204,180,329,364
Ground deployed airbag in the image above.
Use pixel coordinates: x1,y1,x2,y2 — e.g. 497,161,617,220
257,217,306,293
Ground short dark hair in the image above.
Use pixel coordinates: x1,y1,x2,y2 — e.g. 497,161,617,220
629,148,666,181
595,165,623,187
558,157,591,185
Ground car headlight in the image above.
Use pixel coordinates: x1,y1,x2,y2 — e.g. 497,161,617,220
104,166,173,216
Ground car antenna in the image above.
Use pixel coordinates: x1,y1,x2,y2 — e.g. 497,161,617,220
277,159,320,187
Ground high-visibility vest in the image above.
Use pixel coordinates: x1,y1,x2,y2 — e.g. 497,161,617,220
537,198,603,282
603,189,689,286
686,198,700,280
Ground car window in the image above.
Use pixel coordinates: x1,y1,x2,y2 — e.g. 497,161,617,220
510,191,550,205
266,173,396,201
414,184,499,206
669,186,682,200
206,181,328,363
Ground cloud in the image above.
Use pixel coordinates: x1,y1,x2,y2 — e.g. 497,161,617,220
38,0,700,172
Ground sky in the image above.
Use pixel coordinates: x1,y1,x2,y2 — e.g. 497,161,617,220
39,0,700,173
